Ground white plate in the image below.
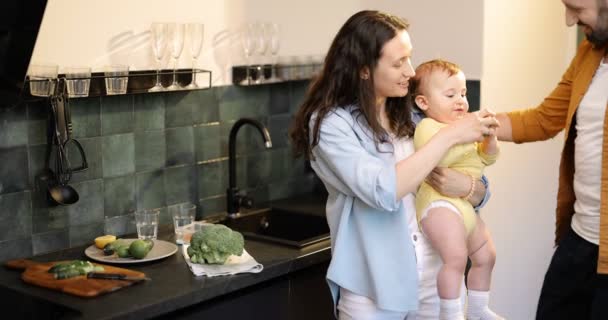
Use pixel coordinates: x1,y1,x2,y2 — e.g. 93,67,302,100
84,239,178,264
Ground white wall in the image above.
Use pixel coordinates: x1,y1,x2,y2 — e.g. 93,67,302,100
482,1,576,319
31,0,483,86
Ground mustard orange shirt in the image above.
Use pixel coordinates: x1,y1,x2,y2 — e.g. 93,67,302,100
507,39,608,274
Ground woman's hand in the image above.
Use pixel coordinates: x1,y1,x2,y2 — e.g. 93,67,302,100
442,109,500,145
426,167,486,207
426,167,469,197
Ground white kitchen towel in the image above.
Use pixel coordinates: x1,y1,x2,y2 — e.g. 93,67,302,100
182,245,264,277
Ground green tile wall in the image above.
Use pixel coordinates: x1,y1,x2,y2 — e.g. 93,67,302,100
0,79,481,262
0,80,317,262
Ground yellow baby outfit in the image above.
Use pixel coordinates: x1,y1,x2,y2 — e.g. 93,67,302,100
413,118,498,235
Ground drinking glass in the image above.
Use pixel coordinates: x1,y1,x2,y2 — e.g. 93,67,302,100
185,23,204,89
254,22,268,84
167,23,185,90
302,55,314,79
104,65,129,95
267,23,280,82
287,56,302,80
240,23,257,84
170,203,196,244
149,22,167,92
135,208,159,240
64,67,91,98
28,64,58,97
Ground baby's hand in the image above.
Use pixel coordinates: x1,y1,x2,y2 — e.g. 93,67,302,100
481,127,499,155
484,125,498,138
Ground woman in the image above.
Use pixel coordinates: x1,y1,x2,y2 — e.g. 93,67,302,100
289,10,497,319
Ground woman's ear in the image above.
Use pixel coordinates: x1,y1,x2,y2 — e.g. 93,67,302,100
360,67,370,80
415,95,428,111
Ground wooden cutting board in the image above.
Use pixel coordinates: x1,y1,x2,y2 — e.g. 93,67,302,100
5,259,147,297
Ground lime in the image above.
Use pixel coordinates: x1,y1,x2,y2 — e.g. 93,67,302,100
143,239,154,250
116,245,131,258
129,239,151,259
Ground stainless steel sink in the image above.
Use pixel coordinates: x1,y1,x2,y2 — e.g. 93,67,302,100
217,208,330,248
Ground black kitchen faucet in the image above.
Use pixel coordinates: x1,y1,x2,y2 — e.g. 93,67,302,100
226,118,272,218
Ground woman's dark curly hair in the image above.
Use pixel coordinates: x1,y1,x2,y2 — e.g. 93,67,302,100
289,10,415,160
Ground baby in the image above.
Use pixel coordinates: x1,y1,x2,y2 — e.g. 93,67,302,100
411,59,504,320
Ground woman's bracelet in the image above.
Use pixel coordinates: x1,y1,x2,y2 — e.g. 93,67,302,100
463,174,477,202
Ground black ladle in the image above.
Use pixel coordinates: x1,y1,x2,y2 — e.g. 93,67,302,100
47,142,81,206
48,180,79,205
46,146,80,205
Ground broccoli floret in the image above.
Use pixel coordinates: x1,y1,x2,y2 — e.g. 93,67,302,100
187,224,245,264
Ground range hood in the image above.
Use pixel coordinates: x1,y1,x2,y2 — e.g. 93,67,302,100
0,0,47,103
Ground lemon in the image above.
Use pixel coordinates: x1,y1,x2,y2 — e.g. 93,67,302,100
94,235,117,249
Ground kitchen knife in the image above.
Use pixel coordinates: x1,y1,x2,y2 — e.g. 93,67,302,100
87,272,150,281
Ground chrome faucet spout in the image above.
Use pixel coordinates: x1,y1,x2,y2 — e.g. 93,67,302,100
227,118,273,216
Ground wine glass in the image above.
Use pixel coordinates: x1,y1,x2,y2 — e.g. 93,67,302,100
267,23,280,82
167,23,185,90
149,22,167,92
185,23,204,89
254,23,268,84
240,23,257,85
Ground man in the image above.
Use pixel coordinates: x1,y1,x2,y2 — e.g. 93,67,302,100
495,0,608,318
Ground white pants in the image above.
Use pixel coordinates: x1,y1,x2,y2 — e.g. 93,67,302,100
336,235,465,320
337,288,409,320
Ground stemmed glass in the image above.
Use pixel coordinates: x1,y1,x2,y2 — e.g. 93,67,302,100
267,23,280,82
254,23,268,84
167,23,185,90
240,23,257,85
185,23,204,89
149,22,167,92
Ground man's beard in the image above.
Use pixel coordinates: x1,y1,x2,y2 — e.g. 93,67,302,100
586,5,608,47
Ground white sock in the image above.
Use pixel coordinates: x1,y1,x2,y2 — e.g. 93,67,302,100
466,290,504,320
439,298,465,320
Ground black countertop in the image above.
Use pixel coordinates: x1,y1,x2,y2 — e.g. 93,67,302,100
0,194,330,320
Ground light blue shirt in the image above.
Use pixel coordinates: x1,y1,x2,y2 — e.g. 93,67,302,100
310,105,419,313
